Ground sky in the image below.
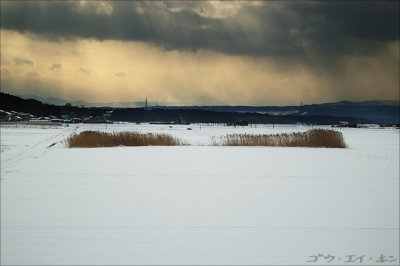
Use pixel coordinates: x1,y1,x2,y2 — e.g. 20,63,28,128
1,1,399,106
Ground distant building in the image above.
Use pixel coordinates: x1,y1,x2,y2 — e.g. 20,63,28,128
175,118,189,125
0,110,33,122
103,110,113,121
71,118,82,123
234,120,249,126
16,112,31,121
0,110,11,121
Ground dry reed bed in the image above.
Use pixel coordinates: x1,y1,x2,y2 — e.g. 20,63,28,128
219,129,347,148
67,131,183,148
67,129,346,148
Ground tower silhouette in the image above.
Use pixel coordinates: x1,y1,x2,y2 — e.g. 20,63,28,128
144,96,148,123
300,100,303,115
299,100,303,124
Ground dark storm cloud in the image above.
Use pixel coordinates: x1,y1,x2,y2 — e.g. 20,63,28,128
1,1,398,57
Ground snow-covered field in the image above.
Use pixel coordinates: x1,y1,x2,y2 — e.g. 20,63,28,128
1,123,399,265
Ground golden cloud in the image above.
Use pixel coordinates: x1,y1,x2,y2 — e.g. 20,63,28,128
1,29,398,105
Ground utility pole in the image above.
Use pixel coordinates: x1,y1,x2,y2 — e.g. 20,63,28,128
272,113,275,129
300,100,303,125
144,96,148,123
300,100,303,114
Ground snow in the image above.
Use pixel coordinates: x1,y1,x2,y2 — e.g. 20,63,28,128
1,123,399,265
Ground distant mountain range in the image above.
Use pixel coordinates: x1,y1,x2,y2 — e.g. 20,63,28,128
154,100,399,123
17,94,162,108
10,93,400,123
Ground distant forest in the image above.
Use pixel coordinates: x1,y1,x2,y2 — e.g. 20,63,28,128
0,92,106,118
0,92,390,124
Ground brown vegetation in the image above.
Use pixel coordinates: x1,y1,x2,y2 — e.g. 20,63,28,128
67,131,183,148
219,129,347,148
67,129,346,148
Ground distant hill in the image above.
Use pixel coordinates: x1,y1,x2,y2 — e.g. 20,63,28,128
301,101,399,123
0,92,106,118
3,92,399,124
16,94,88,107
110,107,371,125
16,94,161,108
153,100,399,123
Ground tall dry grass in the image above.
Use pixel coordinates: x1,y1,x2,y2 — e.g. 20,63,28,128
219,129,347,148
67,131,183,148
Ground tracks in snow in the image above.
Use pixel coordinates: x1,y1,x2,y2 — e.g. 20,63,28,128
1,125,79,172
